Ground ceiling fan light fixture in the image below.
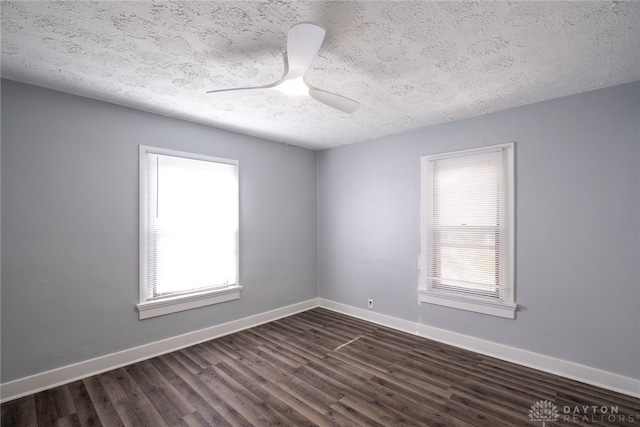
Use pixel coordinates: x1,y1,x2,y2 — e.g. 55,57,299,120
273,76,309,97
207,23,359,113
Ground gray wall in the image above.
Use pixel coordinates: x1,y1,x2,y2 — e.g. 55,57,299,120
1,80,318,382
2,78,639,384
318,82,640,379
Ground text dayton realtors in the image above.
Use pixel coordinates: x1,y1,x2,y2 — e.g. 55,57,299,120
562,405,635,424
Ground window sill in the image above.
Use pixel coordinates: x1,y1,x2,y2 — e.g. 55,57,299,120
418,289,516,319
137,285,242,320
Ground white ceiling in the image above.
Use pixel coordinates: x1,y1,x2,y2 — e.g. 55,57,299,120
2,1,639,150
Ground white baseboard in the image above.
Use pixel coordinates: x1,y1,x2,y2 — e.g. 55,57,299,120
3,297,638,403
0,298,318,403
318,298,640,399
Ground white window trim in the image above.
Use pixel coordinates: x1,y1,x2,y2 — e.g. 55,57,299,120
136,286,242,320
138,145,241,320
418,291,516,319
419,143,516,319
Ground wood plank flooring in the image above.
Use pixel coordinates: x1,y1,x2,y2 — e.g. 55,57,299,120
2,308,639,426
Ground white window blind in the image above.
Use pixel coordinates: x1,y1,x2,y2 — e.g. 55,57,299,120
420,143,515,318
138,146,240,319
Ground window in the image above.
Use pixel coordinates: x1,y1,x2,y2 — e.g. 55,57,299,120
419,143,516,318
137,145,241,319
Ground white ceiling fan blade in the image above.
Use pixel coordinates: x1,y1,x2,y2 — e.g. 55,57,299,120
206,80,281,94
308,86,360,114
285,23,326,79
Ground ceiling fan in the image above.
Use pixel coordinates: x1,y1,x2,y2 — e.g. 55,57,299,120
207,23,360,114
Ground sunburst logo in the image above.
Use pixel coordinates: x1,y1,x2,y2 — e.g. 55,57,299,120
529,400,560,426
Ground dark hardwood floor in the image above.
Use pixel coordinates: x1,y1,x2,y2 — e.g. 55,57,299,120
2,308,639,426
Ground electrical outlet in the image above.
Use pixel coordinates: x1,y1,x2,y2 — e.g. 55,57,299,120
368,299,374,309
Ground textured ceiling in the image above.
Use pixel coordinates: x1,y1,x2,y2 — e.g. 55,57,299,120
2,1,639,150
